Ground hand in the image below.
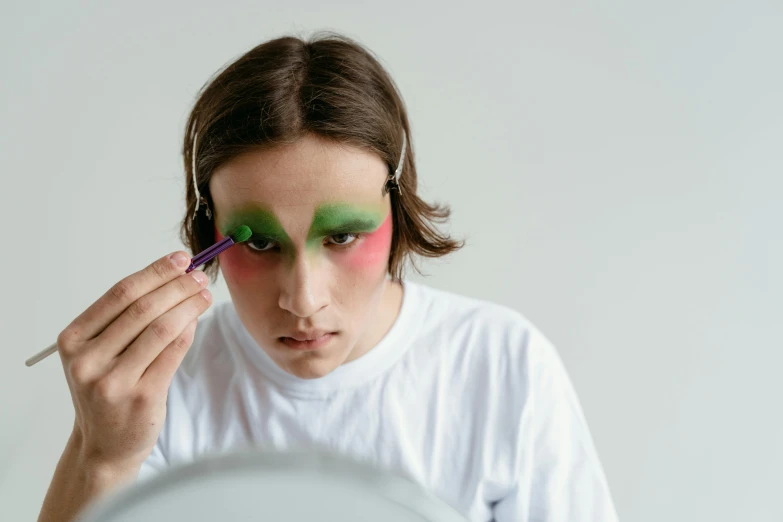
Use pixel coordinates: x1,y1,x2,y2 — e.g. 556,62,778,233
57,251,212,470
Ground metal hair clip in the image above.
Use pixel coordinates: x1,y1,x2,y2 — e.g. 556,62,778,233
383,129,407,196
191,122,213,221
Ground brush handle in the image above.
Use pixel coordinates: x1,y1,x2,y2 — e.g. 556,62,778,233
26,342,58,367
186,236,236,273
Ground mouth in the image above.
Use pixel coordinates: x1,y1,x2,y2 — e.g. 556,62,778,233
278,331,337,351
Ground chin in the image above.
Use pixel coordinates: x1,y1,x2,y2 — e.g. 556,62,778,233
269,335,353,379
284,357,339,379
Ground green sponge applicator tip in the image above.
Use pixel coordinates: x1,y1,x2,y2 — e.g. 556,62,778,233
230,225,252,243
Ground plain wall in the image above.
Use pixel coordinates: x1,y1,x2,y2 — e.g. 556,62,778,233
1,1,781,520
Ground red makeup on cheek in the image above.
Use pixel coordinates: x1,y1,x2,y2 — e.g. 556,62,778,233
344,212,392,271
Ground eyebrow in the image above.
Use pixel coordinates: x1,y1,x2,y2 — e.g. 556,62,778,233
307,204,384,238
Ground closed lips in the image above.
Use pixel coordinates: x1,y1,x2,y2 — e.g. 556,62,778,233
283,332,333,341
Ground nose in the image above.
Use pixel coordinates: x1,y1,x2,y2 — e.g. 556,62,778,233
278,253,329,318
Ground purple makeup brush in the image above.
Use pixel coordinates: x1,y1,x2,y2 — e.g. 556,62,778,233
186,225,252,273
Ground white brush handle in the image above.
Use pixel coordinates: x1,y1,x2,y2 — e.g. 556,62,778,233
26,343,58,367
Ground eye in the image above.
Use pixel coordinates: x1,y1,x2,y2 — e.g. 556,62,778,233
326,233,359,246
246,237,277,252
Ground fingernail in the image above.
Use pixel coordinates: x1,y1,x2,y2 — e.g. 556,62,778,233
170,252,189,268
200,289,212,303
191,270,208,285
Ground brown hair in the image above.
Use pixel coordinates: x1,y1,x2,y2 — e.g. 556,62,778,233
181,32,463,281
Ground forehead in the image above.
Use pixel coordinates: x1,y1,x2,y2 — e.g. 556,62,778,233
209,134,389,225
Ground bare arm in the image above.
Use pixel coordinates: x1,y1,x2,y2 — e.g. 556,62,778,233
37,428,140,522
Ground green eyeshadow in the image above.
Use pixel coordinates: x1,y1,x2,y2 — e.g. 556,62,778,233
307,204,385,244
221,208,291,246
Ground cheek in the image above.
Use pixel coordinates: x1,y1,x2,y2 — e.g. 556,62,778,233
216,228,275,283
341,213,392,272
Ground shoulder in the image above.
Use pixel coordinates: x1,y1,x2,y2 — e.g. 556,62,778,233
407,280,556,366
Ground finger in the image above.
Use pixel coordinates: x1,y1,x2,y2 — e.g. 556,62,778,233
113,289,211,386
66,252,192,342
140,319,199,393
87,270,209,364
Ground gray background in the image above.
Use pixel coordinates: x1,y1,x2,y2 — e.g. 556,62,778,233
1,1,781,520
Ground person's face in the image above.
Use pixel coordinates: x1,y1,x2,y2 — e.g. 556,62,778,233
209,134,396,378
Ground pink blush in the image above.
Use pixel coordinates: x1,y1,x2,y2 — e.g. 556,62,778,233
343,212,392,271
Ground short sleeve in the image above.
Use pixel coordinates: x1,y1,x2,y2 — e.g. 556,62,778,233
493,327,619,522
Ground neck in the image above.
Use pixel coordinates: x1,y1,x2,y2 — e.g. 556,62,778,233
345,278,404,364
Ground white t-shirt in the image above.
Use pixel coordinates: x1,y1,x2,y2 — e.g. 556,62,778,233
139,280,618,521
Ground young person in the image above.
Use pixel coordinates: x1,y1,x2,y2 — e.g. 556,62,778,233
38,33,618,522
